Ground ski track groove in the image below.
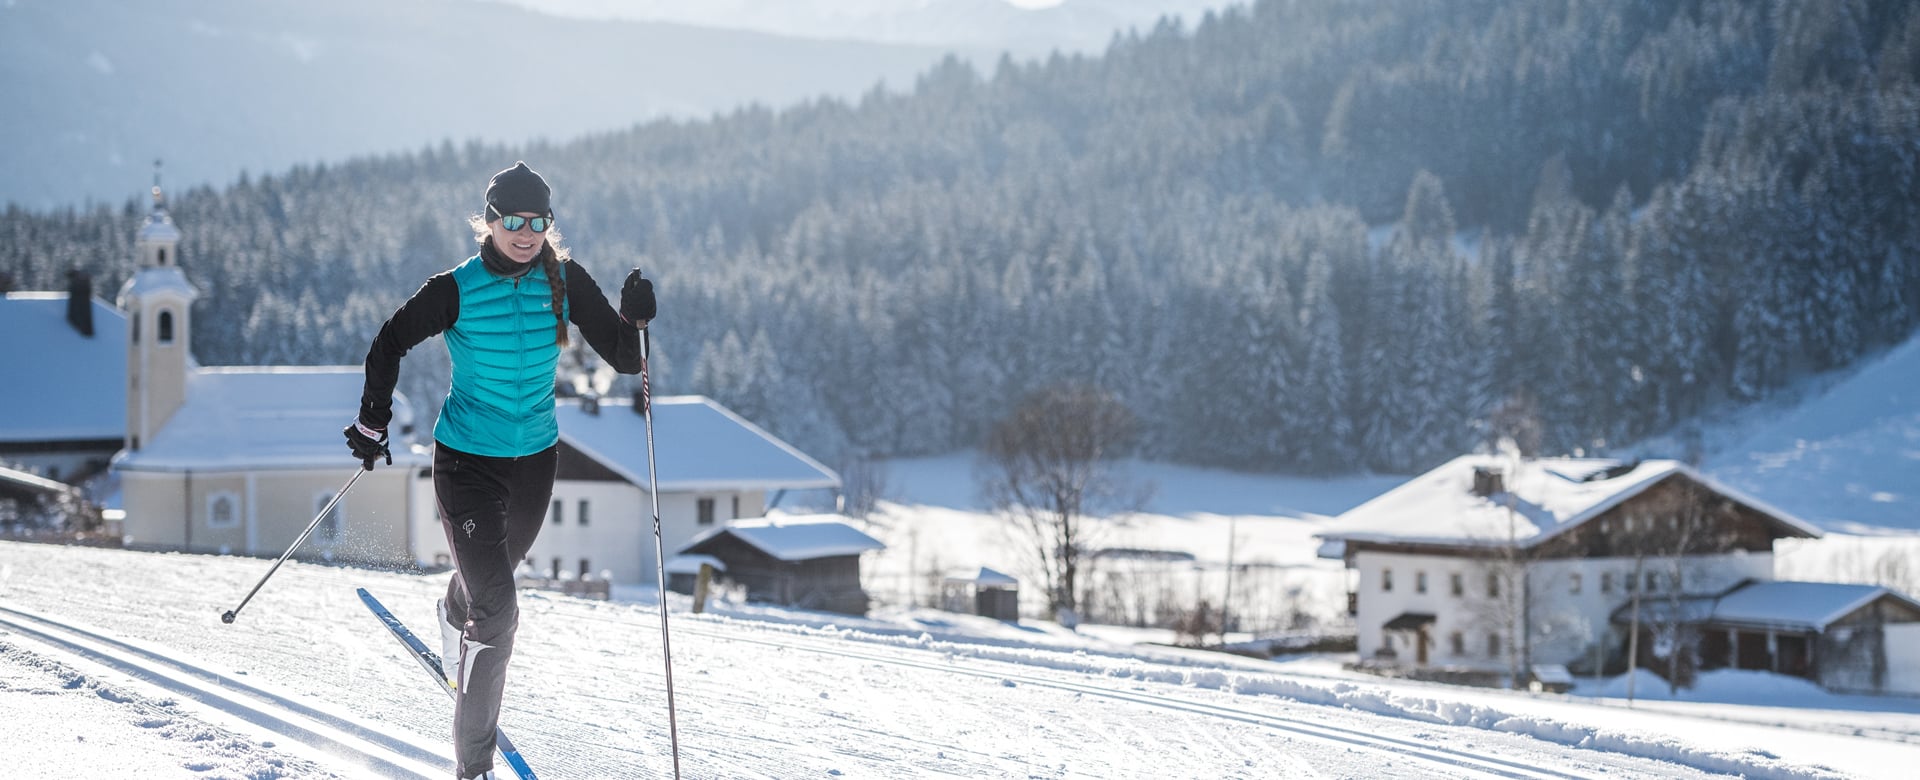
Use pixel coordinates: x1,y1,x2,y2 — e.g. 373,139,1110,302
663,620,1593,780
0,603,446,778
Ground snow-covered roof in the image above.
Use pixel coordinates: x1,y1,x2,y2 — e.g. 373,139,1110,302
114,367,423,472
137,207,182,243
1319,454,1821,550
945,566,1019,587
116,266,198,304
555,396,840,493
1619,580,1920,633
973,566,1018,587
679,515,885,561
1710,581,1920,632
0,293,127,443
665,554,726,575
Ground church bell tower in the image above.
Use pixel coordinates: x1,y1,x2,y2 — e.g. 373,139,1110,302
117,162,198,451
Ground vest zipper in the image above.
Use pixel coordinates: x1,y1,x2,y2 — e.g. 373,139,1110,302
513,276,526,432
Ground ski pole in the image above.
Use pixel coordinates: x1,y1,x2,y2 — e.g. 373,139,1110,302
221,468,367,624
640,328,684,778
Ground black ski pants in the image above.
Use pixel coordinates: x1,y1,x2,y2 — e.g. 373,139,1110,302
433,440,557,779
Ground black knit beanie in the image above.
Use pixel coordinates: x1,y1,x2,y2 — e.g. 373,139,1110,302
485,161,552,220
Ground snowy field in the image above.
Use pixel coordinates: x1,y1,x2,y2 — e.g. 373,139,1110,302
4,539,1920,779
847,453,1396,638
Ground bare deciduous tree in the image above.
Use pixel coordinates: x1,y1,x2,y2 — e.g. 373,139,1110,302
977,383,1148,625
1615,476,1740,698
837,451,889,521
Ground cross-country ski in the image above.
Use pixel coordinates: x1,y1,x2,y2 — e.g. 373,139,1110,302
359,588,539,780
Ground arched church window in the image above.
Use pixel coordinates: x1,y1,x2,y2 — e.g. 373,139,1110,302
208,492,240,529
158,310,174,343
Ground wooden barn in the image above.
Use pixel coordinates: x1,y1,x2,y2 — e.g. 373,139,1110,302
673,515,884,615
1616,580,1920,695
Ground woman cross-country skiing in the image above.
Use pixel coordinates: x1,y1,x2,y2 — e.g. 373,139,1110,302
345,161,655,780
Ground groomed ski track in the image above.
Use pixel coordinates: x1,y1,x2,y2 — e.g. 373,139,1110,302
0,602,446,778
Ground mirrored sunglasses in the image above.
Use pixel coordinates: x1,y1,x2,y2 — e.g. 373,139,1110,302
500,214,552,232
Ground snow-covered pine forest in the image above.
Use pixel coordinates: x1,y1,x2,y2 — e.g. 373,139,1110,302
4,0,1917,476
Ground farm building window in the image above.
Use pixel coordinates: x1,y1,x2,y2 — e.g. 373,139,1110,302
697,497,716,526
207,492,240,530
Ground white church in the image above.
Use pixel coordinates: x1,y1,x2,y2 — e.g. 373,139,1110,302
108,182,429,564
4,178,841,583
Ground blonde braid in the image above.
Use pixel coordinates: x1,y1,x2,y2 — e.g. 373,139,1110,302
543,248,569,348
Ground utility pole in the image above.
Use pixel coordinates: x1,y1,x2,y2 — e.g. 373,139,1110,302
1220,515,1238,647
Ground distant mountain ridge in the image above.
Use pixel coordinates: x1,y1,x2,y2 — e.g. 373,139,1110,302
0,0,972,208
481,0,1241,55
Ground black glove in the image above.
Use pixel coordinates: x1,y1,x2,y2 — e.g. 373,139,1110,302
621,269,656,326
343,421,391,470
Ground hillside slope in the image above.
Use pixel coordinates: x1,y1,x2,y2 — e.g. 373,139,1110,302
1703,333,1920,534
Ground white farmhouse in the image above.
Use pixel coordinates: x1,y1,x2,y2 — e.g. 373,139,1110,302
406,395,842,585
1318,455,1826,686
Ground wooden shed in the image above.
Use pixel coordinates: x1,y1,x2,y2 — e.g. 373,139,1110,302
674,516,884,616
1615,580,1920,694
941,566,1022,621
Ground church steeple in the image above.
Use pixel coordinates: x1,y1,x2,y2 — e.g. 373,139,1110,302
118,160,198,451
136,160,183,268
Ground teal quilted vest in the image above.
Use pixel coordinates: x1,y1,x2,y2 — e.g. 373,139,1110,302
434,254,569,457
